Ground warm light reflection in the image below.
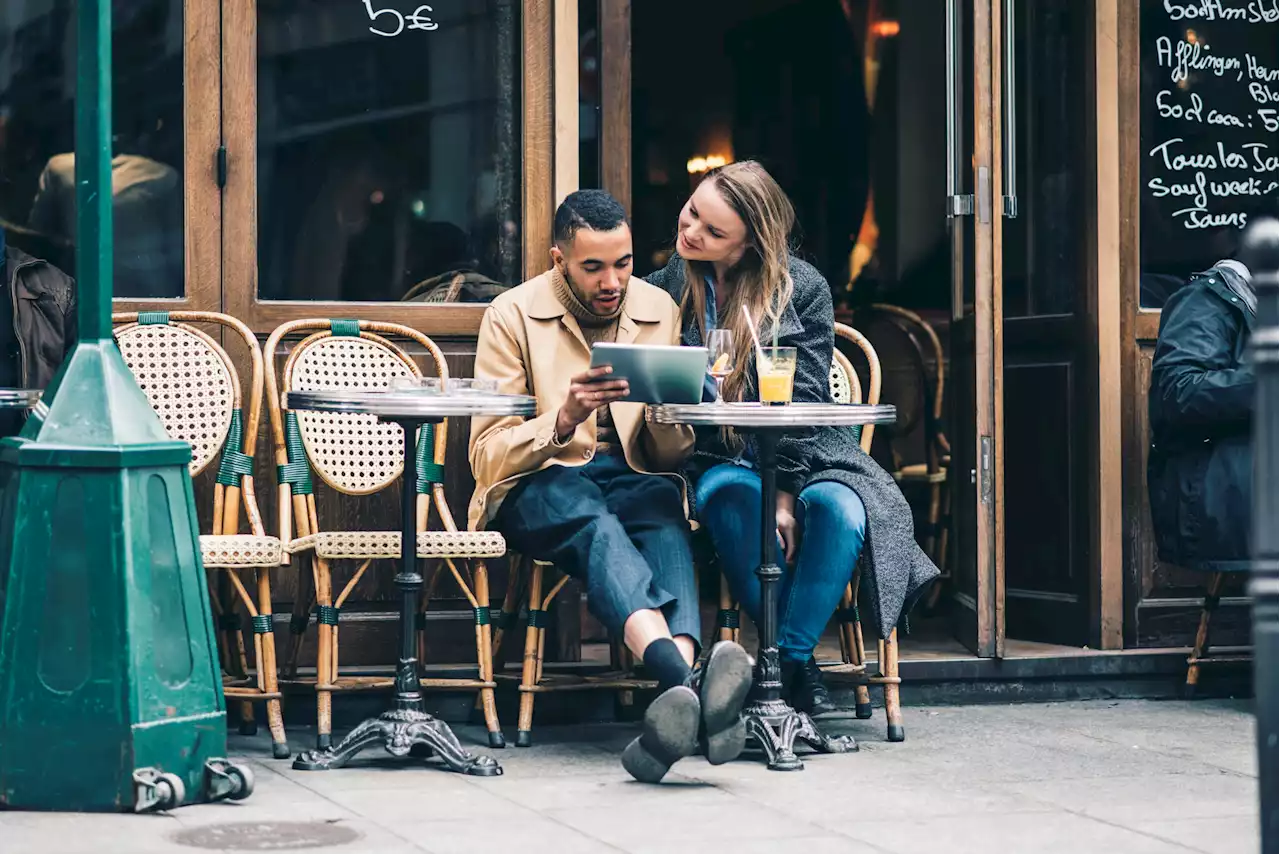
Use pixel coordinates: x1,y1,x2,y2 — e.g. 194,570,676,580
687,155,729,174
871,20,900,37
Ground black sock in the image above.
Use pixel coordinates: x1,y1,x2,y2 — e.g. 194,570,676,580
643,638,691,693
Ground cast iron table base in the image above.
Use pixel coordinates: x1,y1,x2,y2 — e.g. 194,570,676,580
291,413,501,776
741,429,857,771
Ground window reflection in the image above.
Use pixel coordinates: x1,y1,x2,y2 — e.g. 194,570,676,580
256,0,522,304
0,0,185,299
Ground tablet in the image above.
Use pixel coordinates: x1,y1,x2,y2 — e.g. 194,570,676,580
588,342,708,404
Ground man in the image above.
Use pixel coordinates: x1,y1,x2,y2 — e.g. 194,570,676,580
469,190,752,783
1148,237,1258,575
0,227,76,437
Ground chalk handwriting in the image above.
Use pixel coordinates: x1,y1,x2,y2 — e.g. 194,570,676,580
1146,0,1278,238
364,1,438,37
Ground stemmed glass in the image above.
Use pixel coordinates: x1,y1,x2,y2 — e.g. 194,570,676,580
706,329,734,405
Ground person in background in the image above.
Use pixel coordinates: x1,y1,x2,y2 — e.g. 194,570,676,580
1147,233,1257,576
468,189,753,783
646,161,938,723
0,223,76,437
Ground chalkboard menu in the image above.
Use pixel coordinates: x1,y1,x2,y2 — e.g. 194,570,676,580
1141,0,1279,302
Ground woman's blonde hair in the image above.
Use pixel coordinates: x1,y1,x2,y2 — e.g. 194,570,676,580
682,160,796,409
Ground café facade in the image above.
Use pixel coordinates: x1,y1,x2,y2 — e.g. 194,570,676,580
0,0,1275,697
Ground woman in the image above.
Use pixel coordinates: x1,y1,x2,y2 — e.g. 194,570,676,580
646,160,938,716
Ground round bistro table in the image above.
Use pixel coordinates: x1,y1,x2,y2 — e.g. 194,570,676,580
647,401,898,771
284,389,535,776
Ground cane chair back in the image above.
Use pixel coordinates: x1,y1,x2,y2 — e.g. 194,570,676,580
834,322,881,453
112,310,289,758
289,333,420,496
829,350,857,405
114,318,238,476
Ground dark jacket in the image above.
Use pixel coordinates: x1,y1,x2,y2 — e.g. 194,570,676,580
1148,265,1254,573
6,246,77,390
647,252,940,635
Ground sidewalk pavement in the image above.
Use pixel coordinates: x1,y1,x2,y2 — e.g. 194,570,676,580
0,698,1259,854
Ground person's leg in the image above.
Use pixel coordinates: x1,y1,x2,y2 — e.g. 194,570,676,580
694,464,784,629
779,481,867,715
494,462,690,690
496,461,701,782
601,457,752,768
592,457,700,663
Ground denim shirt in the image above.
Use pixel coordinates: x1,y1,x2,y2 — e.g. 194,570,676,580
701,273,756,468
701,274,718,402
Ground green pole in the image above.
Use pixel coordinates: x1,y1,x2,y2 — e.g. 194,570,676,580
0,0,252,812
76,0,113,339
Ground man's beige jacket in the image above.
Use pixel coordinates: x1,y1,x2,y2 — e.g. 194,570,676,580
468,270,695,530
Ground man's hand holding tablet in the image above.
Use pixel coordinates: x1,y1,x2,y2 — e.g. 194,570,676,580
555,366,629,442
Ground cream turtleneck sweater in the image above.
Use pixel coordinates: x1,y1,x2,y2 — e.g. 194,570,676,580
552,268,623,449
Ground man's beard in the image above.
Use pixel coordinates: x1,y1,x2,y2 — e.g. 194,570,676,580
565,267,625,316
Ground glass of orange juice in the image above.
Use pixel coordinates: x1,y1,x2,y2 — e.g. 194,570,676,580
757,346,797,405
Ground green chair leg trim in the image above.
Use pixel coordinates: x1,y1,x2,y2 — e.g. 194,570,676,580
314,605,341,626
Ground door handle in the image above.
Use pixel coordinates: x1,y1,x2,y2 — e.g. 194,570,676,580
946,0,974,218
1002,0,1018,218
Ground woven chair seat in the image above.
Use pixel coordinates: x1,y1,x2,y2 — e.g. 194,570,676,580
893,463,949,484
200,534,285,568
288,530,507,560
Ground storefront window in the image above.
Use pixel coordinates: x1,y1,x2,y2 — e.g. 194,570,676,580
0,0,185,299
1139,0,1279,309
256,0,522,304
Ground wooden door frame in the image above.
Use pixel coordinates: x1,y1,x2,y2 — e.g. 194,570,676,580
600,0,631,213
1116,0,1188,648
220,0,568,337
951,0,1005,658
110,0,221,316
1085,0,1125,650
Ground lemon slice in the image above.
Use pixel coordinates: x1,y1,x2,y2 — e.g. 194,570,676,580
711,353,731,373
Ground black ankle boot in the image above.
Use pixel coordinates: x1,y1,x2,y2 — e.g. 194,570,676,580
787,656,838,718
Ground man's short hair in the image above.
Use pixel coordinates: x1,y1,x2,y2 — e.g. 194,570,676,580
553,189,629,246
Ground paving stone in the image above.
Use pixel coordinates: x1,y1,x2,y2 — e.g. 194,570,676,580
390,816,621,854
544,800,830,848
999,772,1259,824
1130,816,1261,854
843,812,1204,854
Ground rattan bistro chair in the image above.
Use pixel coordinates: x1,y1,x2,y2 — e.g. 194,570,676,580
714,323,905,742
112,310,289,759
264,319,508,750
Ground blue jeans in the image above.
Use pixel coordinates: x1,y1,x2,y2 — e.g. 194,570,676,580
696,464,867,662
493,454,700,643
